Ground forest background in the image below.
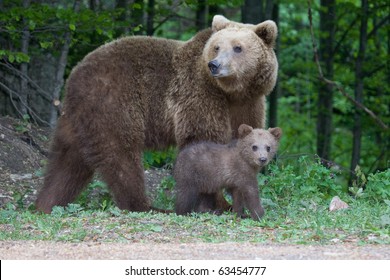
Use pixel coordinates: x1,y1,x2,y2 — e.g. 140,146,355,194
0,0,389,193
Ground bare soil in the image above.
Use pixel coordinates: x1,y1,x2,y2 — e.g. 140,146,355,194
0,116,389,260
1,240,389,260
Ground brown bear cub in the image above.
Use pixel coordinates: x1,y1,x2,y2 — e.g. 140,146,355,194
174,124,282,220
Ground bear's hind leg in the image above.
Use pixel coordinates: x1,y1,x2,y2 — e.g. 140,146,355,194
98,152,149,212
175,180,199,215
36,141,94,213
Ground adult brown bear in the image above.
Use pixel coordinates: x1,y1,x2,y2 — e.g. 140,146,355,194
35,15,278,213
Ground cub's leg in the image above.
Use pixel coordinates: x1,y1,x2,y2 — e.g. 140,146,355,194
232,189,246,218
175,180,200,215
242,185,264,220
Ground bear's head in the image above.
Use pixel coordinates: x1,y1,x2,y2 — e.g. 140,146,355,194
203,15,278,94
237,124,282,169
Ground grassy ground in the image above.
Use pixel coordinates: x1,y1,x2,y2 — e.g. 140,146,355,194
0,129,389,246
0,198,388,245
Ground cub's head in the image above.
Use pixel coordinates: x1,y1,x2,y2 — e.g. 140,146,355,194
237,124,282,169
203,15,278,93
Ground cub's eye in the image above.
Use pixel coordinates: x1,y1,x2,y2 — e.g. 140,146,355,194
233,46,242,53
252,145,258,152
266,146,271,152
214,46,220,52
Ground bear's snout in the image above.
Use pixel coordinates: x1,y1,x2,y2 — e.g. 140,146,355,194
208,60,221,75
259,157,267,164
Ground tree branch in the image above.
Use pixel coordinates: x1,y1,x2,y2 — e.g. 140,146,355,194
0,61,52,102
0,80,50,126
367,15,389,39
333,17,358,55
307,1,388,131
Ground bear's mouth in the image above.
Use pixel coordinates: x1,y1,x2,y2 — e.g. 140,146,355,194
210,70,232,78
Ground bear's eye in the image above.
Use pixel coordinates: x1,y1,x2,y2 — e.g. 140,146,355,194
252,145,258,152
233,46,242,53
214,46,220,52
266,146,271,152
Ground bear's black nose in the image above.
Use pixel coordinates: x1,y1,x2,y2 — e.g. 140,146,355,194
259,157,267,164
208,60,220,75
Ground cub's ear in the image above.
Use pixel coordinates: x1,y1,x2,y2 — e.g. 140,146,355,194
254,20,278,47
238,124,253,139
268,127,282,141
212,15,230,32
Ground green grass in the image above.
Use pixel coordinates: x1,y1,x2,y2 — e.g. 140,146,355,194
0,199,388,244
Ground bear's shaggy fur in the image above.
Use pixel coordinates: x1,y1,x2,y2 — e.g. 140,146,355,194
35,15,278,213
174,124,282,220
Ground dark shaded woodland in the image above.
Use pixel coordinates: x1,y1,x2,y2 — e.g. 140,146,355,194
0,0,389,182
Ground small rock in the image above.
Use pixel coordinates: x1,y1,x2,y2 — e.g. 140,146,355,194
329,196,349,211
10,173,33,182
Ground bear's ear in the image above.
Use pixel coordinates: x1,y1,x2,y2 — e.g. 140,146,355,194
268,127,282,141
254,20,278,47
212,15,231,32
238,124,253,139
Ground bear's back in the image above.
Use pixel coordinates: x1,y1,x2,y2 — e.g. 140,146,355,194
174,141,239,185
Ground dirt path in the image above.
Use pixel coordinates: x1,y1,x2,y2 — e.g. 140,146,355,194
1,240,389,260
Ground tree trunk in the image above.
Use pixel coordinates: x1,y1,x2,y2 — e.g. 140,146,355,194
19,0,31,117
146,0,155,35
196,0,207,31
350,0,368,174
268,3,279,128
49,0,80,128
316,0,335,161
89,0,100,11
242,0,262,23
242,0,277,127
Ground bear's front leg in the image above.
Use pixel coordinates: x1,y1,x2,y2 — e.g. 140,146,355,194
242,185,265,221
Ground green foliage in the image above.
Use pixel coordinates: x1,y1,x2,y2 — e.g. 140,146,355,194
349,167,390,202
364,169,390,202
259,156,343,206
13,114,31,133
74,180,114,211
277,1,390,174
259,157,389,208
153,175,176,210
0,50,30,63
349,165,367,198
143,148,176,169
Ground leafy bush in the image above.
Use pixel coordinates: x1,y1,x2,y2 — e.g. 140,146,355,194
364,169,390,202
259,157,390,208
75,180,114,211
153,175,176,210
259,156,343,206
143,148,176,169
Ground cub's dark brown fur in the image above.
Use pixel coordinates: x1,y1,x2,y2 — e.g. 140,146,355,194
174,124,282,220
36,15,278,213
